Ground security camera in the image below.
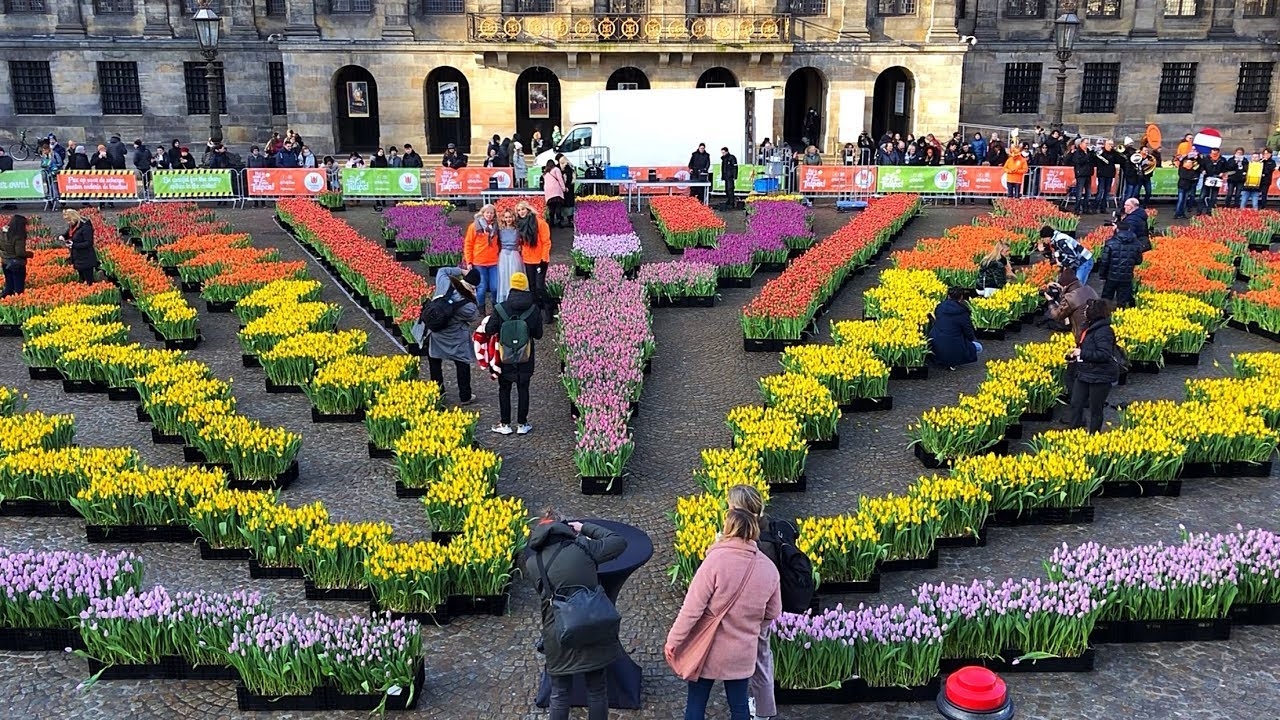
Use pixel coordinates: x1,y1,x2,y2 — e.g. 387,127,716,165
959,35,977,46
267,33,284,43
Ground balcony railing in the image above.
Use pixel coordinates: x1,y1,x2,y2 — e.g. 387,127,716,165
467,13,792,43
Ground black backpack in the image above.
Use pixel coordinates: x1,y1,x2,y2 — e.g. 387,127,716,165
421,295,456,332
764,520,816,613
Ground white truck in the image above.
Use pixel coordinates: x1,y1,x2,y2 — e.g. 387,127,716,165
534,87,776,170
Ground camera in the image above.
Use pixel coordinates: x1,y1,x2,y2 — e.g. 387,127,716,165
1045,284,1063,302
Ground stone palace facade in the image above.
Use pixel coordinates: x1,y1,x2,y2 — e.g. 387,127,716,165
0,0,1275,155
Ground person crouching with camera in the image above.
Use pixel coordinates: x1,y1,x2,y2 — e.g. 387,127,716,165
1043,268,1098,341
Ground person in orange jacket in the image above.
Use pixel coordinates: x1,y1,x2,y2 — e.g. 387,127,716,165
515,200,554,322
463,203,501,311
1003,148,1029,198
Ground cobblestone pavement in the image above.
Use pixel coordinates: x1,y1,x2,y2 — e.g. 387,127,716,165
0,201,1276,720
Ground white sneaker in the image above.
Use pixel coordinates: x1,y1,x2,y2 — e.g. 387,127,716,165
749,697,756,717
490,423,513,435
517,424,533,435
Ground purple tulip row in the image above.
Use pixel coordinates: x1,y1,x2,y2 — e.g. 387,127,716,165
382,204,464,256
572,200,642,271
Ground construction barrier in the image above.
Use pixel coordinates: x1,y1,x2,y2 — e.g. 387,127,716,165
57,170,138,200
151,169,235,199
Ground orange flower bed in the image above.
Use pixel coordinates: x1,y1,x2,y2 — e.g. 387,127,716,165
25,263,78,289
204,261,308,299
495,196,545,217
0,281,119,324
157,233,252,267
98,243,175,298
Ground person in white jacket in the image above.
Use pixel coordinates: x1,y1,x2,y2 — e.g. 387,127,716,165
511,141,528,188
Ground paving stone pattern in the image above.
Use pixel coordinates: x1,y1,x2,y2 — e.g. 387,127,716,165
0,202,1276,719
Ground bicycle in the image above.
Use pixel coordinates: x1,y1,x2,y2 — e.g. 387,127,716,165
8,129,35,162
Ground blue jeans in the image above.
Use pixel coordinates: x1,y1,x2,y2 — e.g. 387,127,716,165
2,261,24,297
1242,190,1261,210
972,341,984,355
685,677,750,720
473,263,499,310
1076,257,1094,286
1072,182,1088,214
1139,176,1153,204
1092,180,1112,212
1175,187,1197,217
1202,186,1221,213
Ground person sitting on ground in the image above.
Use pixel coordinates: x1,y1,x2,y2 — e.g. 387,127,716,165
927,287,982,370
976,241,1014,298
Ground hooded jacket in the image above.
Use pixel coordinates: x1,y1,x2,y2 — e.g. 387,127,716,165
66,219,97,270
131,144,151,171
525,521,626,676
106,137,128,170
482,288,544,371
1098,231,1141,285
69,146,92,171
425,267,478,364
1048,277,1099,342
1075,318,1121,385
927,297,978,368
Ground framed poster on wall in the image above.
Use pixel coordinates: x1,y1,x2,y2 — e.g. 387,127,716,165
438,81,460,119
347,81,370,118
528,82,550,119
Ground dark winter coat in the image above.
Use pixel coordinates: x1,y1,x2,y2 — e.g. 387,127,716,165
1071,149,1094,181
69,148,91,171
66,220,97,271
246,152,268,169
1093,149,1121,180
90,152,114,171
1075,318,1120,385
482,288,544,373
1259,158,1276,191
977,257,1009,291
722,153,738,182
1118,208,1150,253
1177,157,1202,190
167,145,183,169
1225,156,1249,186
106,138,128,170
927,298,978,368
688,150,711,178
0,222,27,267
1098,231,1141,285
131,145,151,172
425,267,478,364
525,520,627,676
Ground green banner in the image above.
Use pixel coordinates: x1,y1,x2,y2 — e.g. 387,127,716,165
0,170,46,200
712,163,764,193
876,165,957,193
1150,168,1179,196
151,170,232,197
340,168,421,197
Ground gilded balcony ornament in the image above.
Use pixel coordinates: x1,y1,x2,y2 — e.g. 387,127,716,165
689,18,707,39
711,18,733,40
643,18,663,39
550,18,569,38
503,17,522,38
598,18,616,37
573,18,594,37
478,16,500,39
760,18,779,38
621,17,640,38
664,17,686,38
526,16,546,35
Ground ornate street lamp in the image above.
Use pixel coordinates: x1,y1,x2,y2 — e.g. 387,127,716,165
193,1,223,145
1051,7,1081,132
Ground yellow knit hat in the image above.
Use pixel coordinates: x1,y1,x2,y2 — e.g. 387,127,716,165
510,272,529,291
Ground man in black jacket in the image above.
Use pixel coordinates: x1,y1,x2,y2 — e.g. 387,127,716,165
246,146,268,207
719,146,739,210
687,143,711,203
1200,147,1227,214
1116,198,1150,254
1090,139,1121,214
1174,152,1201,219
0,148,13,173
1098,229,1141,308
1223,147,1249,208
105,136,128,170
1260,148,1276,208
483,271,544,435
438,144,464,169
1069,141,1094,214
130,140,151,198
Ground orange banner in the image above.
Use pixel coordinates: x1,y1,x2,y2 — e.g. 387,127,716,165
435,167,515,196
1037,166,1076,195
245,168,328,196
955,166,1008,195
57,171,137,196
626,166,693,194
796,166,877,193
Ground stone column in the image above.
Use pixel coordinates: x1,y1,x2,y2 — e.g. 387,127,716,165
926,0,957,42
841,0,871,40
285,0,321,37
973,0,998,39
1130,0,1157,36
54,0,87,37
143,0,174,35
382,0,415,38
169,0,191,37
1208,0,1236,37
230,0,259,37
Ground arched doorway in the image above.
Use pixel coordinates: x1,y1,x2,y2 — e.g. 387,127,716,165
783,67,826,151
696,67,738,88
424,67,471,155
606,66,650,91
515,66,561,152
333,65,380,153
872,66,913,141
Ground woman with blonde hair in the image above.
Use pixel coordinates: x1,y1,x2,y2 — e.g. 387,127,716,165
726,486,779,720
666,508,781,720
495,208,525,304
515,200,552,321
59,209,97,283
976,240,1014,298
463,203,500,311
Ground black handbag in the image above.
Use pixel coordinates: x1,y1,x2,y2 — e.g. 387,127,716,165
536,540,621,650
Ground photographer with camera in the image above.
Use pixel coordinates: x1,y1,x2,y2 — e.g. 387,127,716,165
1038,225,1094,287
1044,267,1098,342
1066,299,1121,434
1098,226,1142,308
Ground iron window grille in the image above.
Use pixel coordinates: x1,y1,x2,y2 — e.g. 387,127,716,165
1001,62,1042,114
1156,62,1197,113
1078,62,1120,113
98,61,142,115
9,60,55,115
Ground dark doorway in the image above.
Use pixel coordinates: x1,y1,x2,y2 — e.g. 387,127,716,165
872,66,913,141
515,66,561,152
696,66,738,88
333,65,380,153
424,67,471,155
606,66,650,90
783,67,826,151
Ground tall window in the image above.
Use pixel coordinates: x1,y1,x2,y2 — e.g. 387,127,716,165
98,61,142,115
3,0,46,10
330,0,373,11
1235,62,1274,113
1001,62,1041,114
424,0,465,12
1243,0,1275,16
1163,0,1197,16
266,0,287,15
788,0,827,15
695,0,736,13
183,61,227,115
9,61,55,115
268,62,288,116
877,0,916,14
1157,62,1196,113
1078,62,1120,113
93,0,134,12
1084,0,1120,16
1004,0,1044,17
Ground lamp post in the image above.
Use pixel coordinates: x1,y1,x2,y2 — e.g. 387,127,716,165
1051,7,1081,133
193,1,223,145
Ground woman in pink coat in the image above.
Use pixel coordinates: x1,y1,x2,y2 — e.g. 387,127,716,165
542,159,567,228
665,509,781,720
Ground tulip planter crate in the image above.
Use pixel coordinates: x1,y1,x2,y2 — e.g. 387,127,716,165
774,684,853,705
986,505,1095,527
1162,350,1201,366
1128,359,1161,374
936,529,988,549
311,408,367,423
1179,459,1273,479
430,530,462,545
814,573,882,595
1090,617,1231,644
1018,406,1054,422
914,440,1010,470
570,400,640,420
743,333,810,353
62,379,108,394
27,366,61,381
241,354,262,368
0,626,86,652
0,498,78,517
395,482,429,499
447,583,512,617
368,442,394,459
86,524,198,544
974,327,1006,341
248,560,306,580
87,656,238,681
369,600,451,626
265,379,305,394
839,396,893,413
237,661,425,712
205,300,235,313
890,365,929,380
0,323,22,337
807,433,840,451
939,648,1096,675
1230,603,1280,626
1092,479,1182,498
304,581,375,603
180,280,202,293
580,475,625,496
767,475,807,494
394,249,425,262
225,461,299,492
845,676,941,703
1004,423,1023,440
107,385,140,401
196,539,254,561
878,548,940,574
717,275,752,290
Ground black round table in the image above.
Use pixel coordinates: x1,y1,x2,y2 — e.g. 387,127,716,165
534,518,654,710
